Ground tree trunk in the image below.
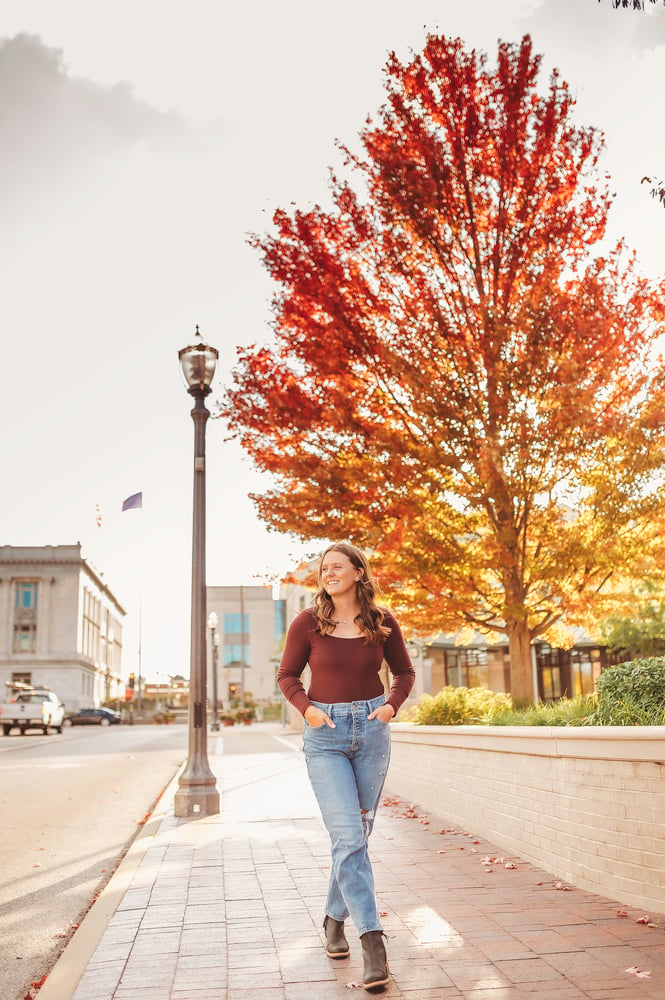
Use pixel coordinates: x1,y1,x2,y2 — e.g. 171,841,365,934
506,618,535,705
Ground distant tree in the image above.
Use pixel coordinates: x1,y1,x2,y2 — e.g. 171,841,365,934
599,1,664,8
601,589,665,658
598,0,665,203
642,176,665,206
224,34,665,703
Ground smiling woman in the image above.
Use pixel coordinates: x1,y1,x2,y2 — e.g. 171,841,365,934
277,542,415,991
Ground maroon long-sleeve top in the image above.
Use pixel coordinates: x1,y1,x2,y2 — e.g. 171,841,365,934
277,608,415,718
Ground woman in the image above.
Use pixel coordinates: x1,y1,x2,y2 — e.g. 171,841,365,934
278,542,415,992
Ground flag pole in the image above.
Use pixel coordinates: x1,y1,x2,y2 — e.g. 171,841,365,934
121,492,144,718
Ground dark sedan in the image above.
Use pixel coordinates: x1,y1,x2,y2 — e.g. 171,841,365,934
62,708,122,727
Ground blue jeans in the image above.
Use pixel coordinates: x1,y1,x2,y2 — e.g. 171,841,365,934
303,694,391,936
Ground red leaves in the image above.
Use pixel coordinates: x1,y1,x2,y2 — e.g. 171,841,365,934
23,975,46,999
225,29,665,699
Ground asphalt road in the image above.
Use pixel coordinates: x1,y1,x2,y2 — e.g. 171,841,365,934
0,724,187,1000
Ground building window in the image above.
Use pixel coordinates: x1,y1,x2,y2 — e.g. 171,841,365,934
15,581,39,609
444,648,489,688
223,643,250,667
536,645,566,700
570,648,601,696
82,588,101,661
223,613,250,668
224,613,249,634
13,624,37,653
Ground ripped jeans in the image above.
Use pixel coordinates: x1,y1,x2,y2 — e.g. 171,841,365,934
303,694,391,936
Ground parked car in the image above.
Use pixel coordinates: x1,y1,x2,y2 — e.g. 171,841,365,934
62,708,122,727
1,684,65,735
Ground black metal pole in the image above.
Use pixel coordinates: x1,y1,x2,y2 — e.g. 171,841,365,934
174,388,220,817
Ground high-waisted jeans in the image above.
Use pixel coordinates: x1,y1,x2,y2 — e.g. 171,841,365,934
303,694,391,936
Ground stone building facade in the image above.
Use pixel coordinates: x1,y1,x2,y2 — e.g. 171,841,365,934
0,544,125,712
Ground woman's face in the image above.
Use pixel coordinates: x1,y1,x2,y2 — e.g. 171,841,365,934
320,550,361,600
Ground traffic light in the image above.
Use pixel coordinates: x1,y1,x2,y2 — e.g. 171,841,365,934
128,673,135,689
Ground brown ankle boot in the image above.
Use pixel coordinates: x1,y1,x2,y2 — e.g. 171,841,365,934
360,930,389,991
323,914,350,959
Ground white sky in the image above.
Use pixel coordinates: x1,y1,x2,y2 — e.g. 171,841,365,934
0,0,663,681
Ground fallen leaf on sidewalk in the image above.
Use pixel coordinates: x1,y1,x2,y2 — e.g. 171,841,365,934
616,910,628,917
553,881,573,891
505,862,518,869
635,915,654,925
625,966,651,979
345,982,363,989
23,974,47,999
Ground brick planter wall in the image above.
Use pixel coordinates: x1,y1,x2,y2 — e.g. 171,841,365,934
386,724,665,914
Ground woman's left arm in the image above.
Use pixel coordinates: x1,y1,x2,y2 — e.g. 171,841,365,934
380,614,416,718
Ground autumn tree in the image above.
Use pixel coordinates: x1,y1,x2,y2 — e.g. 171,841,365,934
224,34,665,702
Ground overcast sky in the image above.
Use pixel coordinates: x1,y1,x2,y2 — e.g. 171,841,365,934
1,0,663,681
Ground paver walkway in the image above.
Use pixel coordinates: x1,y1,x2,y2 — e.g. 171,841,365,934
44,725,665,999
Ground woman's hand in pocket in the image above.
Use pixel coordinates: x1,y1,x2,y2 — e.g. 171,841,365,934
304,706,335,728
367,703,395,724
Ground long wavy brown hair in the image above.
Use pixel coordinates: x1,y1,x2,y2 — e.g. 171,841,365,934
312,542,391,645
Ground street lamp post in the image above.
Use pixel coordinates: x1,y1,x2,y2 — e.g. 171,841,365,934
208,611,220,732
174,326,220,818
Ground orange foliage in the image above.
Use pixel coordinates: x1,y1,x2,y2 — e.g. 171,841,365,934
223,35,665,701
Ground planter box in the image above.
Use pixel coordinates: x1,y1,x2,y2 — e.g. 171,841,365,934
387,724,665,915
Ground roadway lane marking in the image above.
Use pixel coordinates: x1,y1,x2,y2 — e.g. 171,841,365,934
272,735,301,751
0,761,86,768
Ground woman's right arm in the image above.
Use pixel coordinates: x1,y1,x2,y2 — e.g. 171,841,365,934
277,612,315,717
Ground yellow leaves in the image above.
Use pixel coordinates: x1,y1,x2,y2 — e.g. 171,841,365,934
540,622,578,651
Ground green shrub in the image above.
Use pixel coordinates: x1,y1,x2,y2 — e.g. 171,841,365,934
593,657,665,725
403,685,513,725
486,695,597,727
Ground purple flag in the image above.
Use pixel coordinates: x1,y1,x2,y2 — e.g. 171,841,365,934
121,492,143,512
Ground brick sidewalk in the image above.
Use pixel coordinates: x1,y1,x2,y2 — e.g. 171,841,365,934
51,729,665,999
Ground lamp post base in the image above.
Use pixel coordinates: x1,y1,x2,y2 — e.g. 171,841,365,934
174,783,220,817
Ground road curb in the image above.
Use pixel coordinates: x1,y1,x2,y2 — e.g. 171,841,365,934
37,763,183,1000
